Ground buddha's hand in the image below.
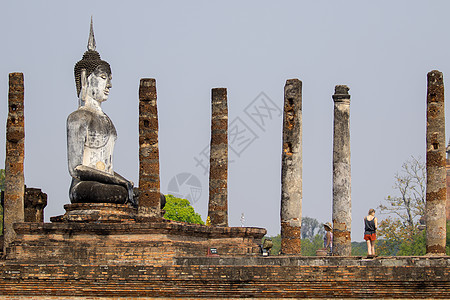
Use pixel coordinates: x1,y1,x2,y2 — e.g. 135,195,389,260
126,180,135,205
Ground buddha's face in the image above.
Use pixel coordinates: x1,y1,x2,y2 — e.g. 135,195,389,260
86,65,112,103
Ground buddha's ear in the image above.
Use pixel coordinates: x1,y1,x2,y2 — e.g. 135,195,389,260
79,69,87,106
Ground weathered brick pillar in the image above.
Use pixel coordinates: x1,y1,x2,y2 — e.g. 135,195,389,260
426,70,447,255
208,88,228,227
280,79,302,255
4,73,25,252
332,85,352,256
24,187,47,222
446,147,450,221
138,78,160,218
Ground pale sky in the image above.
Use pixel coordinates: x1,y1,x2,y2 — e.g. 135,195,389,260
1,1,450,240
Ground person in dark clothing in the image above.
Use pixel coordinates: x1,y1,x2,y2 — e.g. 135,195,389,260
364,208,378,257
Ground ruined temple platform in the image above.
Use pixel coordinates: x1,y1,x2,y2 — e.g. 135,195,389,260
2,221,450,298
2,213,450,298
6,221,266,265
0,256,449,298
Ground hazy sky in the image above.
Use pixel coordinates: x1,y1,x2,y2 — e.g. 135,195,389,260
1,1,450,240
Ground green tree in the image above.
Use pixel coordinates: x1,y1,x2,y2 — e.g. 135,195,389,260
397,229,426,256
300,217,326,256
397,221,450,256
0,169,4,191
263,217,326,256
379,156,425,227
301,216,325,241
378,157,426,256
351,241,368,256
301,234,324,256
447,221,450,256
163,194,204,225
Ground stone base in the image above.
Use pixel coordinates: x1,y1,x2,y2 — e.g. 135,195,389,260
8,221,266,265
50,203,137,223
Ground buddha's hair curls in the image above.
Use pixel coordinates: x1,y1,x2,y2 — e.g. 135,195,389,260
74,50,111,97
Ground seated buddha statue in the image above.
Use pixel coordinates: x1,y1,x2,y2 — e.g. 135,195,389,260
67,21,134,205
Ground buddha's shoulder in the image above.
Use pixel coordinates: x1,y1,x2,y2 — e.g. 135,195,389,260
67,108,97,123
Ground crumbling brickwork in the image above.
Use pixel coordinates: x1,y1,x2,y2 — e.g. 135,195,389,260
446,158,450,221
4,73,25,253
138,78,161,218
0,259,449,298
24,187,47,222
7,222,265,264
280,79,302,255
208,88,228,227
426,70,447,254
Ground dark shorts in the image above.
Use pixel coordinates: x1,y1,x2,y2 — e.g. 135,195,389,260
364,233,376,241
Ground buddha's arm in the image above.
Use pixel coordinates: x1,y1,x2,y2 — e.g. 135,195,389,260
67,112,87,178
74,165,130,187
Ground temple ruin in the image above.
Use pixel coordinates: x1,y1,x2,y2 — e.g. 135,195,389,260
0,22,448,299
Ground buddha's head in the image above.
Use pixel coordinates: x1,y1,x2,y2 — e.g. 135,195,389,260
85,64,112,103
75,52,112,99
74,18,112,100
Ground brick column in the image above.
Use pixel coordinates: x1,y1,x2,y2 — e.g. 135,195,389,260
4,73,25,252
208,88,228,227
332,85,352,256
138,78,160,218
280,79,302,255
426,70,447,255
446,151,450,221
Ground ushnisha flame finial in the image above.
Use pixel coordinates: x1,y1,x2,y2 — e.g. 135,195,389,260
88,16,96,51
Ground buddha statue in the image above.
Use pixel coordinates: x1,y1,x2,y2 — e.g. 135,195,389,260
67,20,135,205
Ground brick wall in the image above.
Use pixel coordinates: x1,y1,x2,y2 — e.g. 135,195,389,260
2,222,449,298
0,262,449,298
7,222,265,265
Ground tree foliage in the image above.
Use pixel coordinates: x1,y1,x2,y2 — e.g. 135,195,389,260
377,157,429,256
379,156,425,229
301,216,325,241
0,169,4,191
351,242,368,256
301,234,324,256
163,194,204,225
263,217,326,256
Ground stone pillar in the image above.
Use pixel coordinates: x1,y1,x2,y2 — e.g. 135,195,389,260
208,88,228,227
138,78,160,218
4,73,25,252
24,187,47,223
332,85,352,256
280,79,302,255
445,145,450,221
426,70,447,255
